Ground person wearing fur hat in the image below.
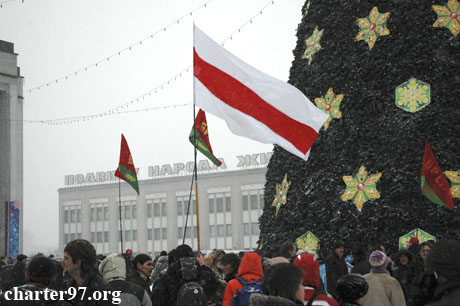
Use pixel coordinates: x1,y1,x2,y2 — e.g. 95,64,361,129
152,244,218,306
335,274,369,306
222,252,263,306
98,254,152,306
325,242,348,299
424,239,460,306
250,262,304,306
361,250,406,306
293,254,339,306
0,255,70,305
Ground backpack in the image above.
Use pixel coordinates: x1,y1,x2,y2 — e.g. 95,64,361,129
176,281,208,306
232,277,263,306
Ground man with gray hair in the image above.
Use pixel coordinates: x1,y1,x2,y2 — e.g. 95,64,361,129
99,254,152,306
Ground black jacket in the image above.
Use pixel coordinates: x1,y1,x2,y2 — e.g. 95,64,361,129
393,250,419,302
152,258,218,306
425,282,460,306
64,272,112,306
11,261,26,288
350,259,370,275
325,252,348,298
109,279,152,306
126,269,152,295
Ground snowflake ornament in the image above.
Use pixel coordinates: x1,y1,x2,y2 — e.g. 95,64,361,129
296,231,319,257
433,0,460,37
356,7,390,49
395,78,431,113
302,26,324,65
315,88,344,129
444,170,460,198
341,165,382,212
272,173,291,216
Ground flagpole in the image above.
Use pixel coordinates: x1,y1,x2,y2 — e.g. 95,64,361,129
192,22,201,253
118,179,124,254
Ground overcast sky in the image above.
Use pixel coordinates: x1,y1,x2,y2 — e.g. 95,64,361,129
0,0,304,254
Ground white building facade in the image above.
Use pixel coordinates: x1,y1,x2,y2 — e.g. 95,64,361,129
59,152,270,256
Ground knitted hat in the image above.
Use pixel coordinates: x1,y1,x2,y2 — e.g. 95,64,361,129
409,237,419,245
175,244,194,259
26,256,57,284
369,250,388,269
427,240,460,281
336,274,369,303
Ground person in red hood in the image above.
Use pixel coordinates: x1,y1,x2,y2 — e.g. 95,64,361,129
222,252,263,306
294,254,339,306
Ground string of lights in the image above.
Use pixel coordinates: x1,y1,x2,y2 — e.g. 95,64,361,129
24,0,278,125
24,0,215,93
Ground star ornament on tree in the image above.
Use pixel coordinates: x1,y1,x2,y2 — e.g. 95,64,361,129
341,165,382,212
272,173,291,216
395,78,431,113
315,88,344,129
356,6,390,49
433,0,460,37
302,26,324,65
445,170,460,198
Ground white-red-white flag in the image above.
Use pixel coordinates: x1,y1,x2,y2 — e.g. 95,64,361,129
193,25,328,160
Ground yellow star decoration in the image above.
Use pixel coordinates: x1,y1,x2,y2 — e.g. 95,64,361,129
433,0,460,37
296,232,319,257
356,7,390,49
315,88,344,129
272,173,291,216
302,26,324,65
341,165,382,212
444,170,460,198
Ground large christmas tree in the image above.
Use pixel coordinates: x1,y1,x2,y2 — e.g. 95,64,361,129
259,0,460,259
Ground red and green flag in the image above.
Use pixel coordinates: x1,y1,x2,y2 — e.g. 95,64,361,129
421,141,454,208
189,109,222,167
115,134,139,195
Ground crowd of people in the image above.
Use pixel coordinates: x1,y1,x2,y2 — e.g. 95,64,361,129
0,237,459,305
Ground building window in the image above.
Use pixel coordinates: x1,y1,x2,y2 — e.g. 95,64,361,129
97,232,103,243
250,195,258,210
132,230,137,241
70,233,76,241
153,202,160,217
154,229,161,240
226,224,232,236
243,195,249,211
70,210,76,223
77,209,82,222
104,231,109,242
97,207,103,221
209,198,215,213
91,232,96,243
91,208,96,221
185,227,192,239
64,234,69,244
177,202,183,216
77,233,82,239
124,206,131,219
177,227,183,239
161,202,167,216
259,194,264,209
244,223,250,236
148,229,153,240
162,228,168,239
132,206,137,219
104,207,109,221
147,203,153,218
225,197,231,212
216,198,224,213
64,211,69,223
210,225,215,237
217,225,224,237
251,223,260,235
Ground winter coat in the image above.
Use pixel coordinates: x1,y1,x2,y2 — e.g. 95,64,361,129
293,254,339,306
325,252,348,298
127,268,153,295
109,279,152,306
361,269,407,306
151,255,168,284
249,293,304,306
424,281,460,306
222,252,263,306
11,261,26,288
350,259,371,275
393,250,419,302
152,256,218,306
64,272,112,306
0,284,71,305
